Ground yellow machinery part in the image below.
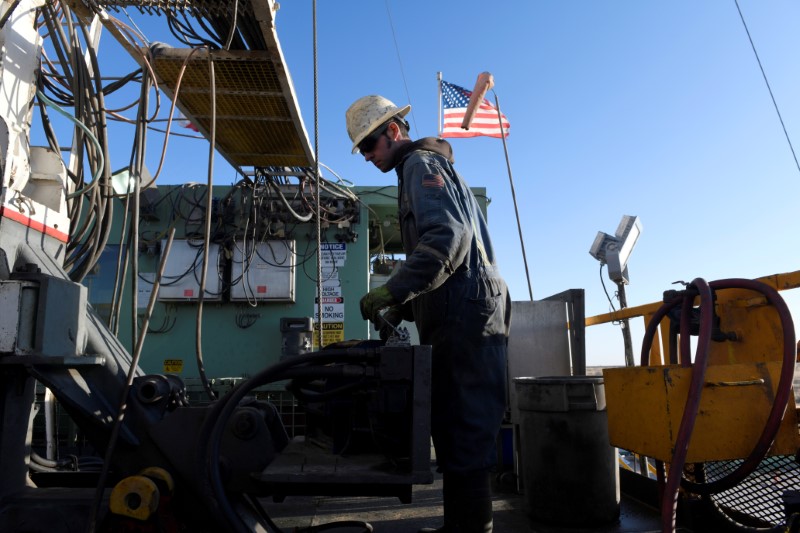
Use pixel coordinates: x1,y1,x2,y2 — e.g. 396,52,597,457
138,466,175,495
604,361,799,463
109,475,160,521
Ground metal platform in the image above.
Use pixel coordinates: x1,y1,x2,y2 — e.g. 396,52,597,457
69,0,314,170
259,465,664,532
256,438,434,504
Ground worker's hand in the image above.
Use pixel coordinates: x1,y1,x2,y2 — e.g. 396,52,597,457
378,305,404,341
359,285,395,323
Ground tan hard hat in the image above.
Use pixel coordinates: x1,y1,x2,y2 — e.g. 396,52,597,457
346,95,411,154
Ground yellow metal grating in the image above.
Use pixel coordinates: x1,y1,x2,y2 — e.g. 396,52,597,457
151,47,312,168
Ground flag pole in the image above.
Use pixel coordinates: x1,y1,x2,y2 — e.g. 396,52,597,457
437,71,443,138
493,90,534,301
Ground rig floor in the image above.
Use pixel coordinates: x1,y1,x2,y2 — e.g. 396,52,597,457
260,463,663,532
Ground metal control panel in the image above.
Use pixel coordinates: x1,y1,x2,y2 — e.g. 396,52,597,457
156,240,223,301
230,240,295,302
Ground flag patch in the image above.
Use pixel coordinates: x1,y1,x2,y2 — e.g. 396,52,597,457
422,174,445,188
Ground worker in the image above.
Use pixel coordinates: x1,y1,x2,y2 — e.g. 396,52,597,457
346,95,511,533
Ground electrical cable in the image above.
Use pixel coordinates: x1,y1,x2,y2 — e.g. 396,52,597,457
312,0,324,350
383,0,417,138
136,44,201,190
35,90,105,199
734,0,800,177
194,51,218,402
223,0,239,50
319,162,355,188
85,227,177,533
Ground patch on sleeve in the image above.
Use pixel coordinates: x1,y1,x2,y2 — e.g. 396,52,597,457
421,173,445,189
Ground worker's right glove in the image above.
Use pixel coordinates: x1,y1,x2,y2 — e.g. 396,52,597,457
377,305,404,341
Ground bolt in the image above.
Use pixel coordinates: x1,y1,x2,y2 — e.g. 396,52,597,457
232,408,259,440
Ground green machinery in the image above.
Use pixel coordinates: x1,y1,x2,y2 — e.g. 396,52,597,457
82,181,488,384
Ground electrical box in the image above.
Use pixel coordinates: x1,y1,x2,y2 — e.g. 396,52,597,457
157,239,222,301
230,240,295,302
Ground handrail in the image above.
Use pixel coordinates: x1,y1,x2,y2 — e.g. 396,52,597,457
585,269,800,327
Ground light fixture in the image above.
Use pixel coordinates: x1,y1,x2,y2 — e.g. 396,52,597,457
111,166,153,196
589,215,642,284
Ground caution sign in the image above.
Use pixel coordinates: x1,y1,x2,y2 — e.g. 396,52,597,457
163,359,183,373
312,322,345,349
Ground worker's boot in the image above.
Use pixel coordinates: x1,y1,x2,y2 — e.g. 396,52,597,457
417,470,493,533
450,469,493,533
417,471,458,533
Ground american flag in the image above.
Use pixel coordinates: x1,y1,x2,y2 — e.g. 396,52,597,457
441,80,510,138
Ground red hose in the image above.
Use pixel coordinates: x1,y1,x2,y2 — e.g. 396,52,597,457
658,278,714,533
638,278,796,533
681,278,796,495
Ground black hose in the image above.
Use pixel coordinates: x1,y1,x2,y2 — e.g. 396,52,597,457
30,450,73,469
195,347,381,532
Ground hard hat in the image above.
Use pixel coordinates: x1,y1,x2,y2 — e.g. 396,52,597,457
346,95,411,154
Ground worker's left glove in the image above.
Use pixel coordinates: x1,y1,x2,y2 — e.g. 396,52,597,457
359,285,396,323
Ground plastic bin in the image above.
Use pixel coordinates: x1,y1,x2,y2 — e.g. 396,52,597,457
514,376,620,526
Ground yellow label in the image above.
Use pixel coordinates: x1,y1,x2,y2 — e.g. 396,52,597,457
163,359,183,373
312,322,345,349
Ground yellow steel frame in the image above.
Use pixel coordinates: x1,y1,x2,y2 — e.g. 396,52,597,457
589,269,800,462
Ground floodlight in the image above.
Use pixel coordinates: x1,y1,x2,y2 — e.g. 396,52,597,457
588,215,642,284
111,166,153,195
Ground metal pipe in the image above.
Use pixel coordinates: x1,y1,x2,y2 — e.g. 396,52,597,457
44,387,55,460
493,91,533,301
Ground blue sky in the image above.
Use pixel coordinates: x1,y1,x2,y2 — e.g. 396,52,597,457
42,1,800,366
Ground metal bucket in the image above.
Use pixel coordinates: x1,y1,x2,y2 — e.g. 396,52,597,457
514,376,620,526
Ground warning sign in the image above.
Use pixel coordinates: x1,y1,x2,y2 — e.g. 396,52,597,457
315,296,344,304
163,359,183,373
312,322,345,349
320,242,347,268
321,284,342,297
314,302,345,321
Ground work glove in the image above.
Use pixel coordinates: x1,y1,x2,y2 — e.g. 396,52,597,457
378,305,404,341
359,285,395,323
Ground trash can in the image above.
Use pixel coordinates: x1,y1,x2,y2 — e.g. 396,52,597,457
514,376,620,526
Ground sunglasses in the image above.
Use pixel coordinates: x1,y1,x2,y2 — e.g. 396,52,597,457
358,123,390,154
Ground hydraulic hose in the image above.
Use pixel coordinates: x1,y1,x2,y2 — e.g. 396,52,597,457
655,278,714,533
195,347,382,533
638,278,796,533
684,279,795,495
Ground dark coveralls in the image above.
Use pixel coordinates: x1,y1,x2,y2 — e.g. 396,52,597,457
383,137,511,476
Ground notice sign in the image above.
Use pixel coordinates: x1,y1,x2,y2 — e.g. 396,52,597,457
320,242,347,269
312,321,345,349
163,359,183,373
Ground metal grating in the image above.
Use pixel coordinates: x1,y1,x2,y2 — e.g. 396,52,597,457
703,455,799,528
151,47,313,168
95,0,247,18
72,0,314,170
